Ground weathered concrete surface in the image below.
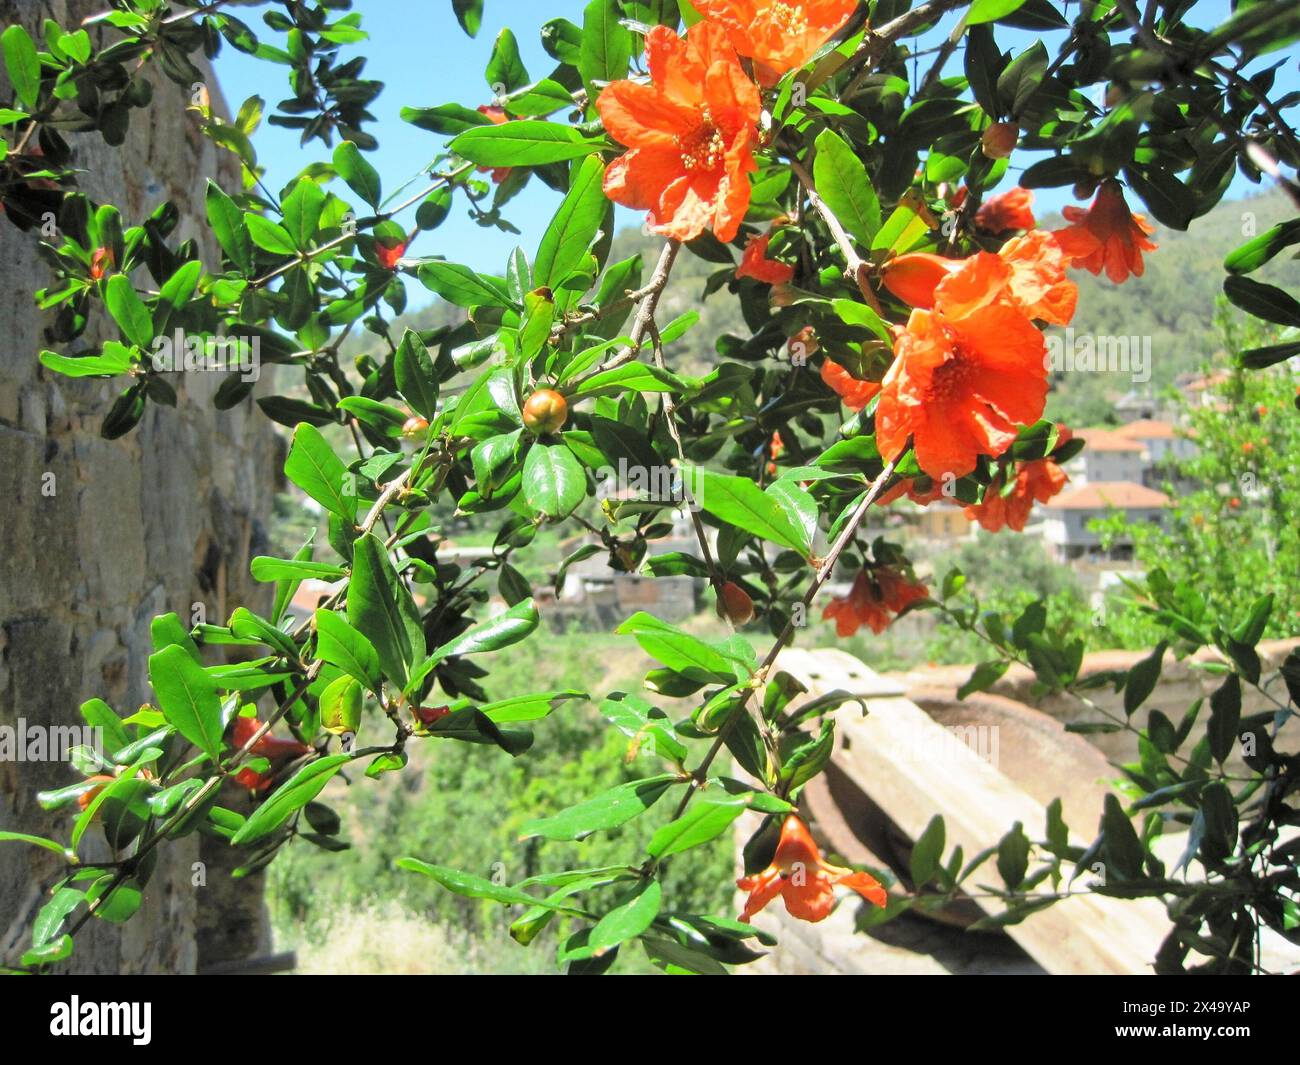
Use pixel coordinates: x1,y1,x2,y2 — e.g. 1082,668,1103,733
0,1,281,972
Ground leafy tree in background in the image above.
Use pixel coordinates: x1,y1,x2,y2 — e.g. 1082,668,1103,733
2,0,1299,974
1095,307,1300,645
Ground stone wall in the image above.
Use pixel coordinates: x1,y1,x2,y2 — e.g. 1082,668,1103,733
0,1,281,973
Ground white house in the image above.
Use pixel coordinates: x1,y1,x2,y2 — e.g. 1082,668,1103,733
1066,428,1146,484
1041,482,1170,562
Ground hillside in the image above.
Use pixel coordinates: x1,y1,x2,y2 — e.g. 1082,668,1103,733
372,188,1300,424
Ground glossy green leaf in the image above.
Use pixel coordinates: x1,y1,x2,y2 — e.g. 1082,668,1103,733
521,775,678,841
284,423,356,521
813,128,880,245
522,442,587,518
231,755,352,845
148,644,224,762
348,533,425,688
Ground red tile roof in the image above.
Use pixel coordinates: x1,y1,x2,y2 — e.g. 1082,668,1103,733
1047,482,1170,510
1118,419,1177,440
1075,427,1144,452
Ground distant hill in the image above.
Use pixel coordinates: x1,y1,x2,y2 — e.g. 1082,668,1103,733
373,188,1300,425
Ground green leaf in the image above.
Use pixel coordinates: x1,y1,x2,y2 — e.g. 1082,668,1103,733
398,858,583,911
206,180,254,273
535,155,607,288
589,880,662,953
104,276,154,349
996,821,1030,889
580,0,633,98
281,177,325,249
567,361,682,399
417,261,514,308
314,608,382,693
1123,166,1195,231
86,875,142,923
452,0,483,37
394,329,439,419
480,689,586,723
1223,276,1300,328
813,128,880,245
2,25,40,109
400,102,493,136
1231,594,1273,648
231,755,352,845
148,644,224,762
486,28,529,93
957,659,1008,700
0,831,73,859
1124,640,1167,716
910,814,946,887
156,260,203,330
616,612,744,681
1206,674,1241,764
417,598,541,684
764,480,817,557
32,888,83,948
1224,219,1300,274
348,533,425,689
967,0,1031,25
284,422,356,521
333,140,382,208
647,797,745,859
449,120,603,167
1100,794,1144,879
1239,340,1300,370
250,557,346,582
39,343,135,379
690,467,809,554
521,775,678,841
246,214,297,256
522,442,587,518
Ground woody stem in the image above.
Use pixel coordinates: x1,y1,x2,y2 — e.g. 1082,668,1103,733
565,240,680,391
787,157,885,317
661,456,901,830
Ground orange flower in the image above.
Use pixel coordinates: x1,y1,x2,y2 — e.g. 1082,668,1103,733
235,767,277,793
90,246,114,281
823,566,928,636
965,456,1069,532
975,187,1035,233
375,237,407,271
232,715,311,760
884,231,1075,326
476,105,513,183
1053,178,1157,283
877,477,950,506
766,429,784,476
736,232,795,283
821,358,880,411
738,815,887,923
695,0,859,87
876,249,1058,479
597,23,760,243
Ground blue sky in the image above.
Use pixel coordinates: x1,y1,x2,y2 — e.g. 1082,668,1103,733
213,1,1296,294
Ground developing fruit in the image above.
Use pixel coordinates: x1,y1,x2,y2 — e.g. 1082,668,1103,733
981,121,1019,159
715,581,755,625
522,389,568,435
